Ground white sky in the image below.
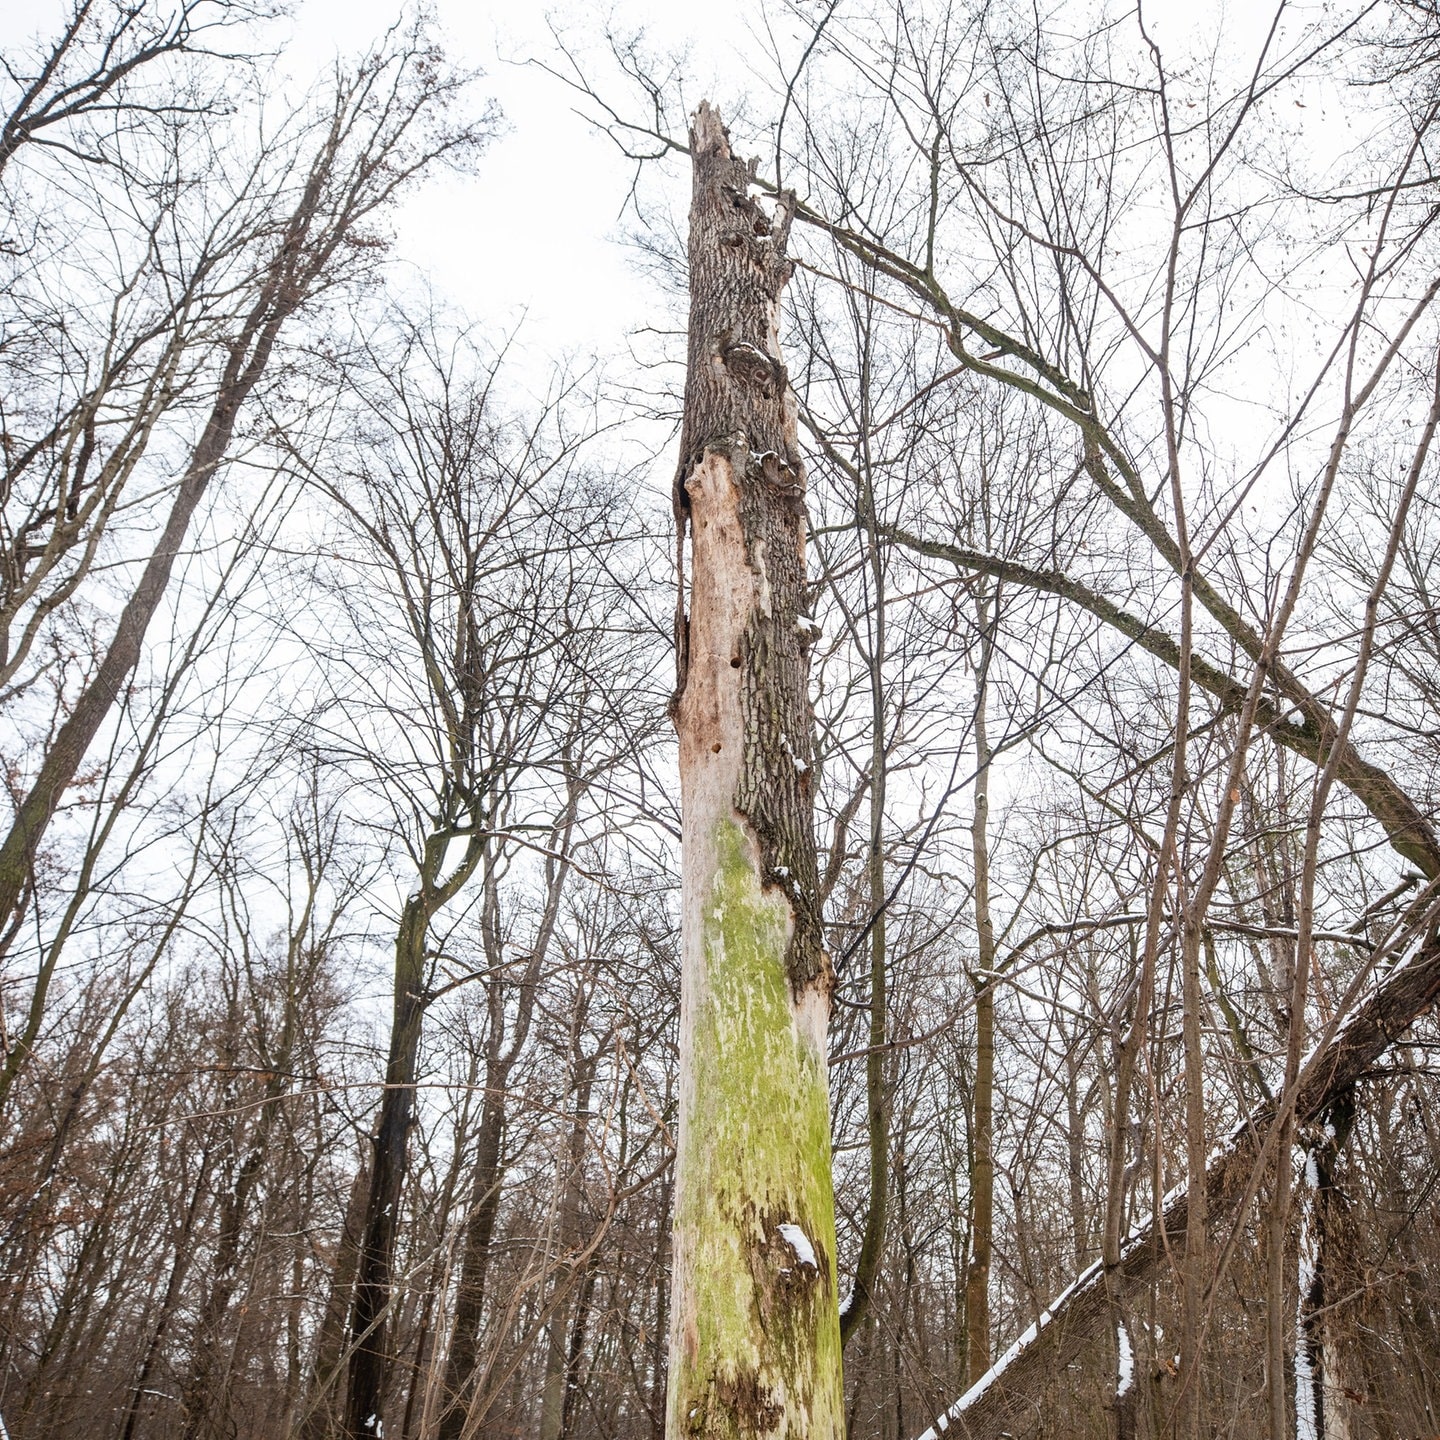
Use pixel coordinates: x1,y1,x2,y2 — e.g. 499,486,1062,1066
0,0,754,357
293,0,1314,372
284,0,750,363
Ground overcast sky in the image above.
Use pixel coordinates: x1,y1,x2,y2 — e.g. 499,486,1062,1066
281,0,753,365
7,0,1350,432
0,0,762,358
274,0,1298,366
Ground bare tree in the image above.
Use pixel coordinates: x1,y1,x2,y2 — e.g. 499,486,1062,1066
0,13,494,940
0,0,271,178
557,3,1440,1435
284,317,653,1439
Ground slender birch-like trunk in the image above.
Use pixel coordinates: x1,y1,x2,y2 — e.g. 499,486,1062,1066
839,422,888,1349
964,588,996,1389
666,102,843,1439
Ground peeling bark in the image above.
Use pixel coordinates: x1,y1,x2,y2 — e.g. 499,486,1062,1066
667,102,843,1440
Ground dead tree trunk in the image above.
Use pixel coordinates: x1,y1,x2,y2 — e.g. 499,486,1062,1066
666,101,843,1439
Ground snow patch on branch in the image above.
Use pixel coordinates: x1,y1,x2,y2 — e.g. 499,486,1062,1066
912,920,1440,1440
915,1256,1106,1439
1116,1324,1134,1398
917,1111,1257,1439
1295,1149,1321,1440
1294,920,1435,1079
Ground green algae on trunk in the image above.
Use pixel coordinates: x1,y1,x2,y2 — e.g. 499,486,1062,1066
668,818,843,1437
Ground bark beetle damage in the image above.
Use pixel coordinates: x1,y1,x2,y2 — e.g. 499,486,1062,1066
674,102,825,997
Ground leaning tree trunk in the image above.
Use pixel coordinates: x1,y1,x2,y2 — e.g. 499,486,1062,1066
666,102,844,1439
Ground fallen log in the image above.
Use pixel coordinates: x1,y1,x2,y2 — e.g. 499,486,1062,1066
918,903,1440,1440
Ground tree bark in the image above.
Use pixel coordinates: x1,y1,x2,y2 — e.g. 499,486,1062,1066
538,1046,600,1440
299,1155,370,1440
434,1079,508,1440
345,889,442,1440
839,435,889,1348
666,101,843,1439
437,789,573,1440
558,1261,599,1438
1298,1094,1356,1440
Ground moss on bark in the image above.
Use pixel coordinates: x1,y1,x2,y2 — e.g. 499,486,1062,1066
668,816,843,1438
